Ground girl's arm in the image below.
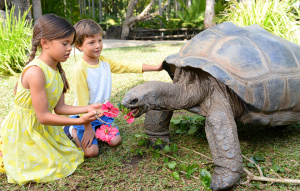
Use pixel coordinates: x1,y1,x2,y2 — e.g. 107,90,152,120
24,66,99,126
54,93,101,116
142,62,163,72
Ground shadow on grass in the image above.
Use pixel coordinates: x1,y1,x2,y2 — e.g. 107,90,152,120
237,122,300,144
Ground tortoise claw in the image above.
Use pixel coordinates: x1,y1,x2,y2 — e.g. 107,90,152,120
210,166,241,191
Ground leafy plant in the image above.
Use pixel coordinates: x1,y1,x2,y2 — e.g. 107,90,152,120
218,0,300,44
200,169,212,190
171,115,206,136
176,0,206,28
181,163,198,179
0,4,32,77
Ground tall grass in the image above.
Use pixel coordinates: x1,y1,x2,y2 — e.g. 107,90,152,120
218,0,300,44
0,4,32,77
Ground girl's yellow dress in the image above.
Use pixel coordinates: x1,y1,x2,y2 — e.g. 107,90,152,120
0,59,84,185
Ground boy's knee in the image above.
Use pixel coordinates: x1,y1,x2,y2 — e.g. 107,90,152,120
72,128,78,138
84,145,99,158
109,135,121,147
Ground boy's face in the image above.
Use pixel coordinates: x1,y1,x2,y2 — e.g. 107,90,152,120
78,33,103,60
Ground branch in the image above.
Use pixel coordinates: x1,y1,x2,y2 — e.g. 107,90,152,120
242,155,263,177
178,147,300,185
242,167,300,185
178,145,212,161
127,0,171,26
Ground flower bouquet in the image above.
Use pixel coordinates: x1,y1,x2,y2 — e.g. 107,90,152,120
95,101,134,143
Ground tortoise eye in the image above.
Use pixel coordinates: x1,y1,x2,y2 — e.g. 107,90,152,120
130,98,138,104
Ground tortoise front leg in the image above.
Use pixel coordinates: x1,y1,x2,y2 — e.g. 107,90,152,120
205,104,243,191
144,110,173,143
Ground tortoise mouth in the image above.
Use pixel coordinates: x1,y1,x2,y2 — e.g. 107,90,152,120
130,108,139,116
129,106,147,118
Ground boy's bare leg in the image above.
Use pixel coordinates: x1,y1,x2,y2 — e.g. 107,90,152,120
82,144,99,158
109,135,122,147
72,128,81,148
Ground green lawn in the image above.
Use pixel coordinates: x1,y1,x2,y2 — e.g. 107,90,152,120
0,43,299,190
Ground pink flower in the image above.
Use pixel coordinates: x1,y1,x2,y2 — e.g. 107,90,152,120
124,112,134,124
101,101,119,118
95,125,119,144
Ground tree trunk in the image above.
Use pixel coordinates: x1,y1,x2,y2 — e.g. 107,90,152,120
92,0,95,19
32,0,42,23
88,0,91,18
98,0,102,22
84,0,86,16
204,0,215,28
12,0,32,20
186,0,191,7
121,0,138,40
121,0,170,39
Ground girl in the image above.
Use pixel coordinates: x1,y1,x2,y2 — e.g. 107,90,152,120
0,14,103,184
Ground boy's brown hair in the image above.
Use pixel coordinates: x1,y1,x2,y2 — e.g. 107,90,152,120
73,19,103,48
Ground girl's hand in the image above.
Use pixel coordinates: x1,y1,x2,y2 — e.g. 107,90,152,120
88,103,104,117
81,111,98,124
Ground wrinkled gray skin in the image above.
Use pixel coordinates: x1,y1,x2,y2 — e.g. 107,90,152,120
122,69,246,190
121,22,300,190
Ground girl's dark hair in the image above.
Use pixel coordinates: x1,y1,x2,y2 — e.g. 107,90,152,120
15,14,75,94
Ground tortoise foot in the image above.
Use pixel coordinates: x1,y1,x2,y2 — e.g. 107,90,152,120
210,166,241,191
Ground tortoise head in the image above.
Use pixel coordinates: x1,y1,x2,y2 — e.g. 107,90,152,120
121,81,164,118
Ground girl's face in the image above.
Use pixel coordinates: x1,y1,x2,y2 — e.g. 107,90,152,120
78,33,103,62
46,33,74,63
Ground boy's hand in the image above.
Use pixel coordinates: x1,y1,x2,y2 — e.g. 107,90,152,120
81,123,95,148
156,62,163,71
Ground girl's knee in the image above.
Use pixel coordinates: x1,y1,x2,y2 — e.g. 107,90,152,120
109,135,121,147
84,145,99,158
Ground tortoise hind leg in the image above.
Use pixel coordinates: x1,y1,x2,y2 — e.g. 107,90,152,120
144,110,173,145
206,105,243,190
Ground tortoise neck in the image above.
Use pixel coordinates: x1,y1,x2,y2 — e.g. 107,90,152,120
158,68,211,110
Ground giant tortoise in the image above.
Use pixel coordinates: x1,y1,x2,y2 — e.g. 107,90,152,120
121,22,300,190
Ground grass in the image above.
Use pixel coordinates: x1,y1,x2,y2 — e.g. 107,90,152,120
0,43,299,190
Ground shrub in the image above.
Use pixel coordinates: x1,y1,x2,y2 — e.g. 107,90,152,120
0,5,32,77
218,0,300,44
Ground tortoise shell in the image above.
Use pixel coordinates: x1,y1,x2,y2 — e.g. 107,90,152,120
164,22,300,114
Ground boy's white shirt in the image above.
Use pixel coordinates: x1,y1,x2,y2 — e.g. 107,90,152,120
72,55,143,113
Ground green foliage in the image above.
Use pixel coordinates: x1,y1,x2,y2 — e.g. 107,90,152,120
42,0,80,24
200,169,212,190
181,163,198,179
0,4,32,77
171,115,206,136
218,0,300,44
176,0,205,28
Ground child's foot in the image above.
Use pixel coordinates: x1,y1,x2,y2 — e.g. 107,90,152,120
63,125,73,139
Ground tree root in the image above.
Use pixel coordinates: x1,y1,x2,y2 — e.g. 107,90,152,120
177,146,300,185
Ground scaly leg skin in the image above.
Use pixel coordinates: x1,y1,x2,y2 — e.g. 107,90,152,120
205,104,243,191
144,110,173,148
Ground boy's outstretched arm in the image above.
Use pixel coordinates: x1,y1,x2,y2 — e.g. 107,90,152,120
142,62,163,72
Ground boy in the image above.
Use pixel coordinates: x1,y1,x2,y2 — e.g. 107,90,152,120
64,19,163,158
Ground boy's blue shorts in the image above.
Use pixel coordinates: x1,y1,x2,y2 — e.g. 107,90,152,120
68,115,120,145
